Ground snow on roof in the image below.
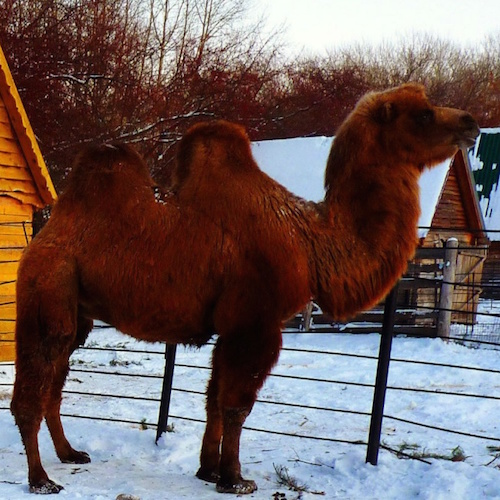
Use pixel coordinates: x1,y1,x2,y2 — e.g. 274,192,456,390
479,127,500,134
469,129,500,240
252,136,333,202
251,136,451,238
417,160,451,237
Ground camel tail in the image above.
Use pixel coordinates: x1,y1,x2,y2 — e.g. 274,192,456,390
11,281,53,426
13,292,46,367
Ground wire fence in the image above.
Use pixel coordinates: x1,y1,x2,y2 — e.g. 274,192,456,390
3,315,500,459
1,225,500,466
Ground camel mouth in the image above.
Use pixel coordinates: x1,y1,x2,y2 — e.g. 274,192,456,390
457,133,479,149
456,126,480,149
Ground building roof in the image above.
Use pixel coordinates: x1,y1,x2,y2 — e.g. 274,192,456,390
0,44,56,206
470,129,500,240
426,149,487,245
252,137,482,240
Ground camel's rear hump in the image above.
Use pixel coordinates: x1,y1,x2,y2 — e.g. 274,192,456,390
64,142,154,198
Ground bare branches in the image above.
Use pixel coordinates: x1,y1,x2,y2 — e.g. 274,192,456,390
0,0,283,187
0,1,498,189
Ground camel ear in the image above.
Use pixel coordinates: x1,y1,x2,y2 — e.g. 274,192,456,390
374,101,398,124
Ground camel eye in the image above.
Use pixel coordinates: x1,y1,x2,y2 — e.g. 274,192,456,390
415,109,434,125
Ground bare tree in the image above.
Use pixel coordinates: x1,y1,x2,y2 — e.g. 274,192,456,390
329,33,500,125
0,0,283,187
1,0,497,190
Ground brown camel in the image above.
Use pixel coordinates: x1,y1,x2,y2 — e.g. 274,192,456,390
10,83,479,495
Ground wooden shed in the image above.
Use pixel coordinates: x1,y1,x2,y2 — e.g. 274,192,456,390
470,128,500,298
420,149,487,247
406,149,488,329
252,137,488,335
0,45,57,362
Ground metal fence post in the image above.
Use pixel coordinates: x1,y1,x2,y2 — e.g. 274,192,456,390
155,343,177,443
366,282,399,465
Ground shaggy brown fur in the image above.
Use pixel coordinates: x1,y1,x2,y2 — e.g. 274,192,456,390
11,84,479,495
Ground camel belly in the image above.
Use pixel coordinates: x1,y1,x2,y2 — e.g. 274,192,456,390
74,232,310,343
79,299,216,345
77,274,218,345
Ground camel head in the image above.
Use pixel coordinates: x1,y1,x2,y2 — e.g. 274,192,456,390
335,83,480,173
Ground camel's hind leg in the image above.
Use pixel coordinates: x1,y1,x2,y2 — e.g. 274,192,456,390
11,263,82,494
198,324,282,494
45,316,93,465
11,351,61,494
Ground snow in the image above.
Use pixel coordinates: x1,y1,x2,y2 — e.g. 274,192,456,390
0,137,494,498
1,324,500,499
469,129,500,239
417,160,451,237
252,137,452,238
479,128,500,135
252,137,333,203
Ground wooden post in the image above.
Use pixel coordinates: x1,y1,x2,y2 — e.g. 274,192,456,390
302,301,314,331
437,238,458,339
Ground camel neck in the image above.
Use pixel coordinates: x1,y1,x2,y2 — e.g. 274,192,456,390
312,154,420,320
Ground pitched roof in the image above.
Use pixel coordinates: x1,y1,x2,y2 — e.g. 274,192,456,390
470,129,500,240
0,44,56,206
251,136,464,238
427,149,487,244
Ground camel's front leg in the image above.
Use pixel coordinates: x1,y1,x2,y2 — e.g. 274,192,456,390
197,376,254,492
216,407,254,494
197,364,223,483
201,327,281,494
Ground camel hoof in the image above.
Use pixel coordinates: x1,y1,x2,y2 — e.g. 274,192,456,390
29,479,64,494
196,467,220,483
61,450,91,464
216,477,257,494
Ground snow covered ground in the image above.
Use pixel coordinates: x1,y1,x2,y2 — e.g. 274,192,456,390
0,136,497,498
1,324,500,499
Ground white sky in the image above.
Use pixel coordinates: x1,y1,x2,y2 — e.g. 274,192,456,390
254,0,500,55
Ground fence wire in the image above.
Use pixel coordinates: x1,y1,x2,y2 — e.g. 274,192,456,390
1,227,500,463
2,313,500,457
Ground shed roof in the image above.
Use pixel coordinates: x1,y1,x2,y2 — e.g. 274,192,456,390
251,136,473,239
0,44,56,206
425,149,487,245
470,129,500,240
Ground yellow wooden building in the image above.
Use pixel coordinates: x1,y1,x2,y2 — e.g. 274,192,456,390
0,45,57,362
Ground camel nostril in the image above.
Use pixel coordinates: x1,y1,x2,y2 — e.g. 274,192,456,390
461,113,479,131
454,112,480,148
